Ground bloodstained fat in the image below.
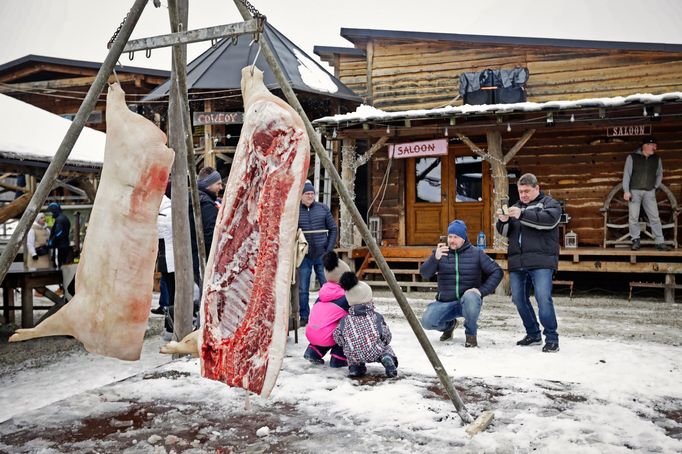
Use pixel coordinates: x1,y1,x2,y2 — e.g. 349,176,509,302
389,138,448,159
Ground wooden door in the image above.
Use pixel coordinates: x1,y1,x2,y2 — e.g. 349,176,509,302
406,155,449,245
406,146,490,245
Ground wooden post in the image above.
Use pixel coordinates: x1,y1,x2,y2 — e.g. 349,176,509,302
168,0,194,340
0,0,149,284
340,138,355,247
233,1,474,424
664,273,675,303
486,131,508,251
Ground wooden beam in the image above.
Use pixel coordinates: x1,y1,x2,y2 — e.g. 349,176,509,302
503,129,536,165
0,74,139,93
355,135,389,168
0,181,29,194
123,19,260,52
455,133,489,161
365,39,374,104
0,193,31,224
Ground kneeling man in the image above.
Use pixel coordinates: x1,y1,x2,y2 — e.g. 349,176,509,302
420,220,503,347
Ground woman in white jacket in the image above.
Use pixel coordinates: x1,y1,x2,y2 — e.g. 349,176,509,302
27,213,52,269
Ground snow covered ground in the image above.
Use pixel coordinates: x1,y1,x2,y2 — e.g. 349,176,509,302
0,293,681,453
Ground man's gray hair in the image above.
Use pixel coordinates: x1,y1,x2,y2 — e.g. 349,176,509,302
518,173,538,187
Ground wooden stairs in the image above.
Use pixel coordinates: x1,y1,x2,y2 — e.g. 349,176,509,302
350,246,437,292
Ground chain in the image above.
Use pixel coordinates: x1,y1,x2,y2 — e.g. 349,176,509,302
238,0,263,19
107,11,131,49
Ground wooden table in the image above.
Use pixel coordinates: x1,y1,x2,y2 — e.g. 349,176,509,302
2,263,64,328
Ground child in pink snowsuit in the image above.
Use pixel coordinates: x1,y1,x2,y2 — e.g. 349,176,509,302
303,251,350,367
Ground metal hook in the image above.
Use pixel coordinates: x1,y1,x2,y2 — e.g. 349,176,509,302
145,48,152,58
250,42,262,75
211,38,218,47
128,51,134,61
231,35,239,46
111,68,121,86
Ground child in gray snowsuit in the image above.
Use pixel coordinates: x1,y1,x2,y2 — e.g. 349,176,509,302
333,272,398,378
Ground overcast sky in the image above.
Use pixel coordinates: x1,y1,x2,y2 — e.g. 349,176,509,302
1,0,681,73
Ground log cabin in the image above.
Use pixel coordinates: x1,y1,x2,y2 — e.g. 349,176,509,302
313,29,682,301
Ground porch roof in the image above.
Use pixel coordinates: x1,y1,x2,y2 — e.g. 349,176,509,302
313,92,682,128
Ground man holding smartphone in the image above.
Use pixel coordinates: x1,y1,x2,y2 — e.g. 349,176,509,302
496,173,562,353
419,220,503,347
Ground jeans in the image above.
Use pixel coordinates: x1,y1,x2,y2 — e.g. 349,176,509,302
629,189,664,243
509,268,559,343
420,291,482,336
298,255,326,320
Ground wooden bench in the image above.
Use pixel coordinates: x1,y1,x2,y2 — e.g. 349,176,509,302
629,280,682,302
552,280,574,298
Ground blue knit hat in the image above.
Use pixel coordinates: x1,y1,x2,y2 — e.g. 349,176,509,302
447,220,467,239
302,180,315,193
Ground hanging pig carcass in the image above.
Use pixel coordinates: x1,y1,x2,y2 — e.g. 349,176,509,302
198,66,310,397
9,83,174,361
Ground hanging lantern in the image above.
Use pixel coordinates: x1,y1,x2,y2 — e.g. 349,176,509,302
564,230,577,248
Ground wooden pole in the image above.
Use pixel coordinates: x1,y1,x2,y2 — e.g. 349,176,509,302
0,0,149,284
232,1,474,424
168,0,194,340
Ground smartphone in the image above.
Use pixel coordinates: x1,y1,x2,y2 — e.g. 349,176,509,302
439,235,447,244
500,197,509,215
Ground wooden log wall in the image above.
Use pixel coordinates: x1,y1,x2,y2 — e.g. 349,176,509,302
333,39,682,111
505,129,682,247
337,54,368,102
369,151,405,245
364,121,682,247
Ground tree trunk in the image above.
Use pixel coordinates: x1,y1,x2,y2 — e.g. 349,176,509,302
486,131,508,250
340,139,356,247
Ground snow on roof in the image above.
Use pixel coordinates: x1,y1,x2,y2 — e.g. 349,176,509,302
293,48,338,94
0,93,105,167
313,92,682,126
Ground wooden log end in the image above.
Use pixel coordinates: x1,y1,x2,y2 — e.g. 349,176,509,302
465,410,495,436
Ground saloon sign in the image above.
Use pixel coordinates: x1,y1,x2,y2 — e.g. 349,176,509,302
388,138,448,159
193,112,243,126
607,124,651,137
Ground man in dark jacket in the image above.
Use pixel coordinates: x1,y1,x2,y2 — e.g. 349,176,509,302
298,180,338,326
197,167,223,256
622,136,670,251
47,202,71,267
420,220,503,348
496,173,561,353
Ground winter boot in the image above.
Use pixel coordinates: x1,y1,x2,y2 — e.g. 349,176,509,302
329,356,348,368
381,355,398,378
516,335,542,346
348,363,367,378
303,346,324,365
542,342,560,353
465,335,478,348
631,238,641,251
439,319,459,341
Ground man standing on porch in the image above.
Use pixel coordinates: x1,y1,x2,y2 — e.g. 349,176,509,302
496,173,562,353
419,220,503,348
622,136,671,251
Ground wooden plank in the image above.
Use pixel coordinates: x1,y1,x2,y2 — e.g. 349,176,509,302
123,19,260,52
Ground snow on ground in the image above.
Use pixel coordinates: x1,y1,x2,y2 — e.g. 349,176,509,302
0,293,681,453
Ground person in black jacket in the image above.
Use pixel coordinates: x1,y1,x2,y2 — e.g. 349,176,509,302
495,173,561,353
420,220,503,348
47,202,71,267
197,167,223,256
297,180,338,326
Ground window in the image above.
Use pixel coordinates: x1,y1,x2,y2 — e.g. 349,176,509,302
454,156,482,202
415,157,441,203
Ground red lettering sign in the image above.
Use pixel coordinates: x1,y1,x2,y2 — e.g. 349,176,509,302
388,139,449,159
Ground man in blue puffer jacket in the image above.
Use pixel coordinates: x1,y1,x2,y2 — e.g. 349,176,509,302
420,220,502,347
298,180,338,326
